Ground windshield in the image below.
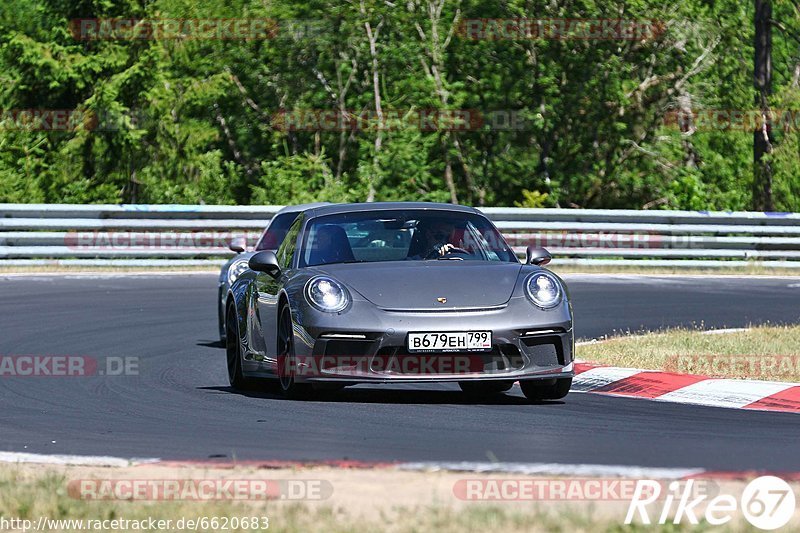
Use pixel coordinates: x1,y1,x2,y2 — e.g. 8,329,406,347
299,210,517,267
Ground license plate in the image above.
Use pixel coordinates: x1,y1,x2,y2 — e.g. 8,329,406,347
407,331,492,353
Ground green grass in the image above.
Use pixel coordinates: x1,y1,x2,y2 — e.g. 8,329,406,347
577,325,800,381
0,466,744,532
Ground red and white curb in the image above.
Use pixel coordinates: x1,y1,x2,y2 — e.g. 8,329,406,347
573,362,800,413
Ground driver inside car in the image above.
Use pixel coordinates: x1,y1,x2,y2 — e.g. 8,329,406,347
407,219,467,259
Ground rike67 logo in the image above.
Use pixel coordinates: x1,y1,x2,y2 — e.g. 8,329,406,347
626,476,796,530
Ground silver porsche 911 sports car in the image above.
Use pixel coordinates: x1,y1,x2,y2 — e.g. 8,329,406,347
217,203,329,341
224,202,574,401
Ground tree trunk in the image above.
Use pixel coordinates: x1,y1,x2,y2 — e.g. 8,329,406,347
753,0,774,211
361,1,383,203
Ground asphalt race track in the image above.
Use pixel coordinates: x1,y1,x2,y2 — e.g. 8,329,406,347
0,274,799,470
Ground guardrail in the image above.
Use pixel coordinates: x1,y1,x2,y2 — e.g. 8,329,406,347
1,204,800,268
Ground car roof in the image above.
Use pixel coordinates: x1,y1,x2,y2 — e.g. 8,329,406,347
305,202,480,218
275,202,331,215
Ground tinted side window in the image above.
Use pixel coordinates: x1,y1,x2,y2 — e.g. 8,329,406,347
276,216,303,270
255,212,298,251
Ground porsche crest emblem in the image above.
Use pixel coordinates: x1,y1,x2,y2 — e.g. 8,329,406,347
436,297,447,304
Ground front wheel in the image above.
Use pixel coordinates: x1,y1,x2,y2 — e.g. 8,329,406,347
218,286,227,343
276,305,313,400
520,378,572,401
226,305,251,389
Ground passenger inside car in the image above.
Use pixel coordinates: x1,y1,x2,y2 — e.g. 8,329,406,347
307,225,356,265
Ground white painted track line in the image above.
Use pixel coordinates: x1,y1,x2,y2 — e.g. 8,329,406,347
0,451,158,467
398,461,705,479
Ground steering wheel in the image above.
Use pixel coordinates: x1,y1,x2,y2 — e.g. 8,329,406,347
424,245,470,259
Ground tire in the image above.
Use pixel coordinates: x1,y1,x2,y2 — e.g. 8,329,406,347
276,305,314,400
520,378,572,401
458,381,514,396
218,287,227,343
226,304,251,389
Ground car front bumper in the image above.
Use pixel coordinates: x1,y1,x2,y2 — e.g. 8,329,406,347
287,295,575,383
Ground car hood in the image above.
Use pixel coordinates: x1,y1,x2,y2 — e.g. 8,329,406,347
313,261,523,310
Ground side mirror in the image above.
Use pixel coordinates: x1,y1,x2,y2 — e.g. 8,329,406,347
526,246,552,266
249,251,281,277
229,236,247,254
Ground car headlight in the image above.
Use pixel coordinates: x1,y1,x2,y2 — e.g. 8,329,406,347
524,272,562,308
305,276,350,313
227,259,250,285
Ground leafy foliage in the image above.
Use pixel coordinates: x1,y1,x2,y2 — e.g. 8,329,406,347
0,0,798,209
